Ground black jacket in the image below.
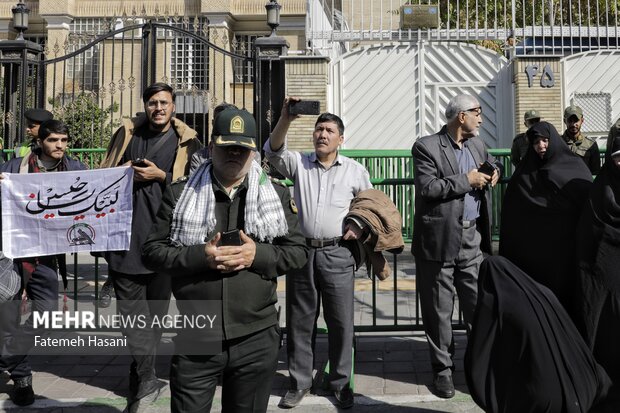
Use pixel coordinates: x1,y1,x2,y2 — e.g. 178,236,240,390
142,175,308,343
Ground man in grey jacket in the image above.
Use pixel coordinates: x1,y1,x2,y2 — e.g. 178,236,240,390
411,94,501,399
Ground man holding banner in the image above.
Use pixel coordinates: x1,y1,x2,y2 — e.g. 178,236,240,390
100,82,201,412
0,119,88,406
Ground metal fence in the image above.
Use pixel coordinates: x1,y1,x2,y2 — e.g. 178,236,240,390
0,14,258,154
307,0,620,57
2,147,604,332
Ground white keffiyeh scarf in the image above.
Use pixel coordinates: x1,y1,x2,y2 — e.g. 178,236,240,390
170,160,288,245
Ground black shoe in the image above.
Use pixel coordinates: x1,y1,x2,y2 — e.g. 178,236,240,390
433,375,455,399
98,280,113,308
125,379,167,413
334,386,354,409
279,388,310,408
12,375,35,406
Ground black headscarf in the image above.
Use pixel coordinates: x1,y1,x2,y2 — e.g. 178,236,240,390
499,121,592,311
590,133,620,229
465,256,611,413
573,130,620,383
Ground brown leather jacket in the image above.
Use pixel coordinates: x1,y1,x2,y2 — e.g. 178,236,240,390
346,189,404,280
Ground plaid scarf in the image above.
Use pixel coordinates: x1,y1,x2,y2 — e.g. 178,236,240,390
170,160,288,246
27,150,67,173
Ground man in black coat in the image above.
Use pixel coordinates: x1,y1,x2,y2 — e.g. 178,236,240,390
142,108,308,413
411,94,501,399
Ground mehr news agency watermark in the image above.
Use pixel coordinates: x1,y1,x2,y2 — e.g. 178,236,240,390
5,300,223,355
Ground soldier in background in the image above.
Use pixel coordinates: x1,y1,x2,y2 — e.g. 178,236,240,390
510,109,541,167
12,109,54,161
562,105,601,175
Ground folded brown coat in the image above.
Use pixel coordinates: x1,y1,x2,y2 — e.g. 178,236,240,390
346,188,404,280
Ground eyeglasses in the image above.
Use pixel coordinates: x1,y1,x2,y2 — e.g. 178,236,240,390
147,100,171,109
463,107,482,116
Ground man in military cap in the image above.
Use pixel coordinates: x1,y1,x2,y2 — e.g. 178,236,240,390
12,109,54,159
142,107,307,412
511,109,541,167
562,105,601,175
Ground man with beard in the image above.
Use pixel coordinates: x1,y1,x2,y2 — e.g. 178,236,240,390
0,120,87,406
264,97,371,409
100,82,201,412
142,108,307,412
411,94,501,399
562,105,600,175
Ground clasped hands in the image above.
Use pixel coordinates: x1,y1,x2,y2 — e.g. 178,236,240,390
204,230,256,273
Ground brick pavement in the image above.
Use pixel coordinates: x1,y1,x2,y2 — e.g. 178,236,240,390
0,333,482,412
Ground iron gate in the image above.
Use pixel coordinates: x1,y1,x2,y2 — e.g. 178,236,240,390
0,16,264,164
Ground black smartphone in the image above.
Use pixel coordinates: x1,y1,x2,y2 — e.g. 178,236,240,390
478,160,496,176
289,100,320,116
132,158,147,167
220,229,242,246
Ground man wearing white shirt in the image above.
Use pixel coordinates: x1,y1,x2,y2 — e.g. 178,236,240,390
264,97,372,409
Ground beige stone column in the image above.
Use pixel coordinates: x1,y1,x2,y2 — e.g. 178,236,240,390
40,15,73,108
512,57,562,134
0,20,11,41
282,56,329,152
204,14,234,115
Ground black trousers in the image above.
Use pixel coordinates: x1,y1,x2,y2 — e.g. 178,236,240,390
110,269,171,392
170,325,280,413
0,262,58,379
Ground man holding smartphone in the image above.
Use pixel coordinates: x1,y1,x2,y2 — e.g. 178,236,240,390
100,82,201,412
264,97,372,409
411,94,501,399
142,107,307,412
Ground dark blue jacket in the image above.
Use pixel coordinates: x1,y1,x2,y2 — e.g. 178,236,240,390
0,155,87,173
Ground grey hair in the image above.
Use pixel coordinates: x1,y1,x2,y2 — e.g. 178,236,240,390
445,94,480,121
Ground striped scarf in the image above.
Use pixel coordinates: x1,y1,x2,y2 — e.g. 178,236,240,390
170,160,288,246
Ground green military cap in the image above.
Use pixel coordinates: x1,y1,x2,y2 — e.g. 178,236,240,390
524,110,541,121
563,105,583,120
212,108,257,151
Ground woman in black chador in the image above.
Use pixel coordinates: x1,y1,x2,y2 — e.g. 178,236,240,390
464,256,611,413
574,126,620,386
498,121,592,312
464,121,613,413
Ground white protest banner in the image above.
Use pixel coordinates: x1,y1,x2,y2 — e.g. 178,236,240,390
1,166,133,259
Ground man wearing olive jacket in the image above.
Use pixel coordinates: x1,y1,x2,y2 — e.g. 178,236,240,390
142,108,308,413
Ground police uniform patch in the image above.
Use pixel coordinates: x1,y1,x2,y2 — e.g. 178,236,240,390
230,116,244,134
290,199,298,214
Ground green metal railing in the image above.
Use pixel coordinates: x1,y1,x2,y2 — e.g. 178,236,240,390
0,147,592,332
340,148,513,242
